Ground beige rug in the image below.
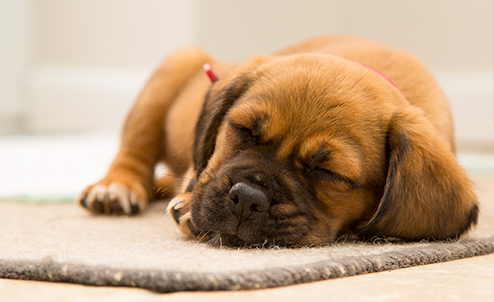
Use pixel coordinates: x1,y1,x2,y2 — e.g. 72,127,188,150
1,175,493,292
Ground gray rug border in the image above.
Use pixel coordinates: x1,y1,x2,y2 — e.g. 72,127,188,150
1,236,493,293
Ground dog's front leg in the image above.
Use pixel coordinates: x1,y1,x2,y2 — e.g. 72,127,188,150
77,48,212,215
77,77,169,215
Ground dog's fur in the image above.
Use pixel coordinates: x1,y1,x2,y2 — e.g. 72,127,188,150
78,36,478,246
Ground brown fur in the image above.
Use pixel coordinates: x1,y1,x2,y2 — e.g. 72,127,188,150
78,36,478,246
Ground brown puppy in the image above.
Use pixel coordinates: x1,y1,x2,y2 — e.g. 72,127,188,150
78,36,478,246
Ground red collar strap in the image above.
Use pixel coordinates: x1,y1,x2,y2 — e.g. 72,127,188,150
356,62,404,96
203,63,218,83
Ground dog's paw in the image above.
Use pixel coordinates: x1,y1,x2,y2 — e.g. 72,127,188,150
78,180,148,215
167,193,198,237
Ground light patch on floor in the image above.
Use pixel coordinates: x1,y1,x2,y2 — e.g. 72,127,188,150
0,133,493,202
0,134,119,202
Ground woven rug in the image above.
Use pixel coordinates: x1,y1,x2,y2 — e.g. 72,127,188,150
1,173,493,293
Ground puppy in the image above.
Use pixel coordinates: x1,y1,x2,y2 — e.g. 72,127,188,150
78,36,478,246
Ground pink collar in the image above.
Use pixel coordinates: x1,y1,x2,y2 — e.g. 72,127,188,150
356,62,404,96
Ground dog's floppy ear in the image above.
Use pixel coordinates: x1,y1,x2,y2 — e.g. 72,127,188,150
193,74,254,175
360,107,478,240
192,55,272,177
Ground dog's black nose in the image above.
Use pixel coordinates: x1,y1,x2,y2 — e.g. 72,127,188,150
228,182,269,221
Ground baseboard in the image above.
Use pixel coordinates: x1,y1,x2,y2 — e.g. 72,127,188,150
23,67,494,147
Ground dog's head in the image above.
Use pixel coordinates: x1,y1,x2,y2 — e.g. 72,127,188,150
174,54,478,246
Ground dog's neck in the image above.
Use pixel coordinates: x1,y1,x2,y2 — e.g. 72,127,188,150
355,62,404,96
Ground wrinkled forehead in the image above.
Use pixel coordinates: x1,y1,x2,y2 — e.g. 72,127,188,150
229,83,361,142
228,70,366,139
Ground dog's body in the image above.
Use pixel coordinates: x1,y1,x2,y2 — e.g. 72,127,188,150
78,36,478,246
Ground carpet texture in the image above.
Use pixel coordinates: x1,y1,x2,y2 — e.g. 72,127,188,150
1,238,493,292
1,175,493,293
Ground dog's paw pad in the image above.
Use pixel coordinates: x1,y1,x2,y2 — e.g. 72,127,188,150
78,183,146,215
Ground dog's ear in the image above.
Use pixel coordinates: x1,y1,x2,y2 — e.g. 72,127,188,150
192,55,272,177
360,107,478,240
193,75,253,174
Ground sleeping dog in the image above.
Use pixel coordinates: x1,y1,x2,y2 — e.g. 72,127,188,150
78,36,478,246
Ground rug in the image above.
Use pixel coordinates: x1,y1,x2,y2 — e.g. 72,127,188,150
1,175,493,293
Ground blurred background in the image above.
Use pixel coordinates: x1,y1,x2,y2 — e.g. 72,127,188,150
0,0,493,199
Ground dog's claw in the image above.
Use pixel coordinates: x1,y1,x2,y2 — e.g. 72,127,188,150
78,182,147,215
187,219,199,236
167,193,197,237
170,206,182,224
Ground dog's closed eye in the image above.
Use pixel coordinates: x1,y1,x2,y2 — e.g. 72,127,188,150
228,116,267,146
229,122,258,146
308,167,350,184
304,161,355,192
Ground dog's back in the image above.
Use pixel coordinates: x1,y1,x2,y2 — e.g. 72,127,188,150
276,36,456,151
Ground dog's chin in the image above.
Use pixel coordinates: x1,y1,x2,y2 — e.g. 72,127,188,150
197,231,302,248
188,217,309,248
204,233,256,247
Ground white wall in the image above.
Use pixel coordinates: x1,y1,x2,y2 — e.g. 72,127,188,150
33,0,195,70
0,0,31,133
194,0,493,72
24,0,195,133
1,0,492,148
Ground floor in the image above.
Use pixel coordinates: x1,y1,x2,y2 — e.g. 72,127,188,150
1,134,493,301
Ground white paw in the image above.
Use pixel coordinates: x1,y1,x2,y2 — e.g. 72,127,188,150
78,182,147,215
